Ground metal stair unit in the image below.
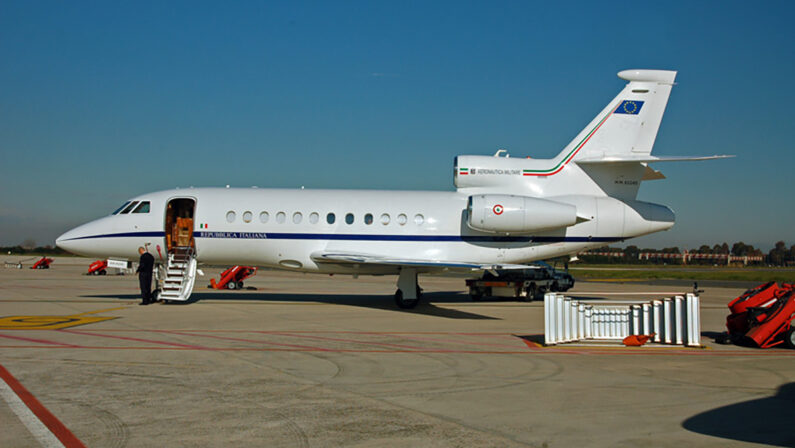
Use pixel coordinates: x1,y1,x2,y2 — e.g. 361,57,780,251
159,246,198,302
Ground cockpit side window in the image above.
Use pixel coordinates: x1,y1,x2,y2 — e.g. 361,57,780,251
120,201,139,214
132,201,150,214
112,201,131,215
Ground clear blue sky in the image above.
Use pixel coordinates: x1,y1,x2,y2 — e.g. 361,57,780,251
1,1,793,250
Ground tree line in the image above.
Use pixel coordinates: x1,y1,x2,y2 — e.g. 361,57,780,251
580,241,795,266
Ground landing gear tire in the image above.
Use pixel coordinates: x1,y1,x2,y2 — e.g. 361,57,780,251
227,281,236,290
786,327,795,349
394,288,420,309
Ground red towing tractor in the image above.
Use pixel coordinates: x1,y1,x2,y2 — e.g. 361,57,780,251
723,282,795,349
87,260,108,275
30,257,53,269
209,266,258,290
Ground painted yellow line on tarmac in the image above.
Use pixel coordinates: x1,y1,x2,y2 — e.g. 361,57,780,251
0,305,128,330
0,316,116,330
73,306,130,316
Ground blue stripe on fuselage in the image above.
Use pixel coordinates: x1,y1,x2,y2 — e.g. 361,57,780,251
61,231,166,241
62,230,621,244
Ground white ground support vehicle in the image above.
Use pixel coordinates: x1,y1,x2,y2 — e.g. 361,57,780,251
466,263,574,301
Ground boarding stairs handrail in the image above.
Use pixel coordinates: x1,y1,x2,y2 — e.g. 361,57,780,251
159,246,197,302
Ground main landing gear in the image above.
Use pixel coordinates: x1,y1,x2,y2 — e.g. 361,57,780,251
395,268,423,309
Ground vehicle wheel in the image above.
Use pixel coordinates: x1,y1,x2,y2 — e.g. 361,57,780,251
227,281,236,290
526,283,537,301
152,289,160,302
786,327,795,349
470,290,483,301
394,289,419,309
99,270,107,276
236,281,244,289
551,281,559,292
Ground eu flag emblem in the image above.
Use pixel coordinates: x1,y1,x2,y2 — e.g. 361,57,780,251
614,100,644,115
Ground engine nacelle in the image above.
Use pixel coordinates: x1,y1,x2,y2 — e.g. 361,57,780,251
467,194,578,234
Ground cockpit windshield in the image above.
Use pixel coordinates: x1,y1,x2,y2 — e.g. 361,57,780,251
132,201,150,214
120,201,139,214
112,201,131,215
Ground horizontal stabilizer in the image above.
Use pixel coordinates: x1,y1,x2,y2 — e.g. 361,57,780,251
576,155,734,164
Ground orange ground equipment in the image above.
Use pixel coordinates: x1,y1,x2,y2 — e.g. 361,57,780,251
725,282,795,349
30,257,53,269
87,260,108,275
622,333,656,347
209,266,257,290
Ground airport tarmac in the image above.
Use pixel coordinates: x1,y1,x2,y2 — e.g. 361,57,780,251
0,256,793,447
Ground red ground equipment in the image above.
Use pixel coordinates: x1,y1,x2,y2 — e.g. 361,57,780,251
87,260,108,275
726,282,795,349
209,266,257,290
30,257,53,269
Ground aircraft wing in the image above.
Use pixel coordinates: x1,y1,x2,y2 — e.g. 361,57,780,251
575,155,734,164
310,251,534,273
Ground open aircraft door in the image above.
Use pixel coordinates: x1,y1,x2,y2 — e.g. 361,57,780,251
160,197,199,302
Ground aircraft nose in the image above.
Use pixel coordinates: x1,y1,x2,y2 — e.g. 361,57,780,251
56,227,84,255
56,220,105,257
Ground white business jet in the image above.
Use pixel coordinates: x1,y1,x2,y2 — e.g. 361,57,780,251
56,69,729,308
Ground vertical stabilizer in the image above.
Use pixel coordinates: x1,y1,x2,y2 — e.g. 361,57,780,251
565,69,677,162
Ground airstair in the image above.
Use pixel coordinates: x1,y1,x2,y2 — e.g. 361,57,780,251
158,246,198,302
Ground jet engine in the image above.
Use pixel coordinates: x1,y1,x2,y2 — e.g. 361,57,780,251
467,194,579,234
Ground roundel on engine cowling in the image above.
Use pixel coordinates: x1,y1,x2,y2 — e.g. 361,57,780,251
466,194,579,234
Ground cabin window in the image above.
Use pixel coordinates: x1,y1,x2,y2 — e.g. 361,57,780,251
345,213,354,225
293,212,302,224
112,201,131,215
120,201,139,214
414,214,424,225
364,213,373,225
380,213,390,225
327,213,336,224
397,213,407,225
276,212,286,224
132,201,151,214
226,211,236,223
242,211,253,223
309,212,319,224
259,212,269,223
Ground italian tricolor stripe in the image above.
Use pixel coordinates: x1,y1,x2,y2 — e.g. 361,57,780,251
522,109,614,176
459,168,469,175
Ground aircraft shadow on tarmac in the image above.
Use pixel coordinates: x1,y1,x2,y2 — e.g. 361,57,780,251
79,291,500,320
682,382,795,447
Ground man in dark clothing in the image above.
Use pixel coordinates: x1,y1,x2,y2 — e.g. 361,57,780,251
137,246,155,305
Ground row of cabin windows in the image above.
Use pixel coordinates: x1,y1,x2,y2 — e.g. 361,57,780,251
112,201,150,215
225,211,425,226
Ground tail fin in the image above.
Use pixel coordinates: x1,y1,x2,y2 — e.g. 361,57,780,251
564,69,677,162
